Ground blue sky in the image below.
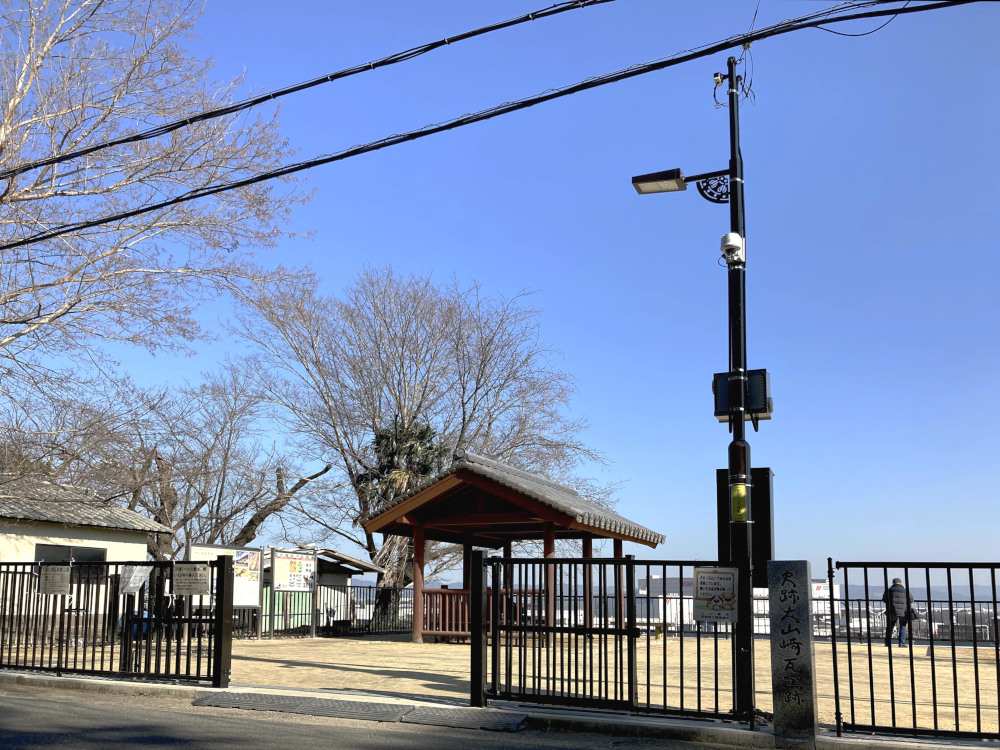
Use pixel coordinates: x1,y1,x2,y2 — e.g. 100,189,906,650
135,0,999,572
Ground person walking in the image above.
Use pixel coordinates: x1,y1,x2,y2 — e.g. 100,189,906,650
882,577,914,647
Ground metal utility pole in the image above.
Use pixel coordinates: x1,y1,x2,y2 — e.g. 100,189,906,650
632,54,767,726
721,54,755,725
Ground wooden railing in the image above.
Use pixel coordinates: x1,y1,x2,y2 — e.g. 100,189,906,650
421,588,471,637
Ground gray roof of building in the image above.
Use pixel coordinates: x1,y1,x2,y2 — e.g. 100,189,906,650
387,449,665,547
0,477,173,534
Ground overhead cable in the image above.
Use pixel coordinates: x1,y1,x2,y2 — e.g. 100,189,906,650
0,0,618,183
0,0,976,252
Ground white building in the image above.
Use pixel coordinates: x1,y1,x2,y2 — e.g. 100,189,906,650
0,477,171,563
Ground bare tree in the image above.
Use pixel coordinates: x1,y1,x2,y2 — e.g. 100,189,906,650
0,0,308,405
230,266,604,582
49,371,330,559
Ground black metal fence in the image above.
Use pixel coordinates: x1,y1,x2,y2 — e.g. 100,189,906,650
829,560,1000,740
247,584,414,639
0,558,233,686
485,557,738,721
326,584,413,636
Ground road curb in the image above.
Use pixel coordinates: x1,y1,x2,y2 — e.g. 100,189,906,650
522,709,776,747
0,671,980,749
0,670,211,701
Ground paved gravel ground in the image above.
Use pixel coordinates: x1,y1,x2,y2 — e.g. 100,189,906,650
230,635,999,733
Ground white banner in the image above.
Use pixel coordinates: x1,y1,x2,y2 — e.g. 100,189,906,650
120,565,153,595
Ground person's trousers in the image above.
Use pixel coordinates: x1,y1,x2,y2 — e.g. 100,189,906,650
885,614,909,646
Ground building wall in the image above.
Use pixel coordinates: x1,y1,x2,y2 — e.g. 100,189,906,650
0,520,151,563
317,572,351,587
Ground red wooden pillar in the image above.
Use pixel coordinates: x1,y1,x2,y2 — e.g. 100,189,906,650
412,527,425,643
582,534,593,632
544,523,555,635
614,538,625,627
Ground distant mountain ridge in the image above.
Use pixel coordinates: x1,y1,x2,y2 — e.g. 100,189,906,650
842,584,996,603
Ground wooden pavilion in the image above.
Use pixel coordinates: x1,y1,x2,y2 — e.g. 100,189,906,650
363,449,665,642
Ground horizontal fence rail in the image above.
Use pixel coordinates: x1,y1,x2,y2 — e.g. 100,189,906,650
830,560,1000,740
0,559,232,686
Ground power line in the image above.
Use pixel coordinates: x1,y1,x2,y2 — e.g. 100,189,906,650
0,0,617,184
0,0,977,253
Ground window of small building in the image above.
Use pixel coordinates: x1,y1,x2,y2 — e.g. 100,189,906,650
34,544,107,581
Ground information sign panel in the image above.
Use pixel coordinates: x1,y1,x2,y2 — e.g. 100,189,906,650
189,544,262,607
38,565,71,595
692,566,738,623
173,562,211,596
273,550,315,592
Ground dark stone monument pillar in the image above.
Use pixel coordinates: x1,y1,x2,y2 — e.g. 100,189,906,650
768,560,818,749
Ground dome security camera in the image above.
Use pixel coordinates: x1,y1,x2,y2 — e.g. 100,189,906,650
721,232,745,264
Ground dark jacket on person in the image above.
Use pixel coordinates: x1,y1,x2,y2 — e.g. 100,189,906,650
882,583,913,617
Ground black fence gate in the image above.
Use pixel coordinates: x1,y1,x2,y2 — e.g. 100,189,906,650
829,560,1000,740
483,556,739,721
0,557,234,687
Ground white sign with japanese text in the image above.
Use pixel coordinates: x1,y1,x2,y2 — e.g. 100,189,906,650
692,566,738,623
38,565,71,596
189,545,262,607
172,562,211,596
272,550,316,592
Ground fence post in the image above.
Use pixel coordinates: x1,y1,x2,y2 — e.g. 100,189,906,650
625,555,638,709
828,558,842,737
489,557,500,698
470,549,487,707
213,555,234,689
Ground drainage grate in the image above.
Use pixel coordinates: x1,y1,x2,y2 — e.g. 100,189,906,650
193,692,412,722
401,705,528,732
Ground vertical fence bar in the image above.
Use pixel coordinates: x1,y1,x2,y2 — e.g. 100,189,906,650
861,568,875,726
925,566,939,732
881,567,898,729
946,568,958,731
993,568,1000,736
679,564,686,712
489,558,501,698
903,567,917,731
0,566,8,666
969,567,982,734
212,555,234,688
470,550,486,707
828,559,843,736
625,555,637,709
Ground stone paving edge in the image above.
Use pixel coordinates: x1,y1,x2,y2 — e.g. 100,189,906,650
0,670,987,750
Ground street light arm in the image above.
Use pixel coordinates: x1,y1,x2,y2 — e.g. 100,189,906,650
684,169,728,184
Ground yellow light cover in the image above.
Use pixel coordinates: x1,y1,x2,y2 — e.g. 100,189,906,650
731,483,748,522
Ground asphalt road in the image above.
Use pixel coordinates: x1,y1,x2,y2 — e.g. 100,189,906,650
0,685,733,750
